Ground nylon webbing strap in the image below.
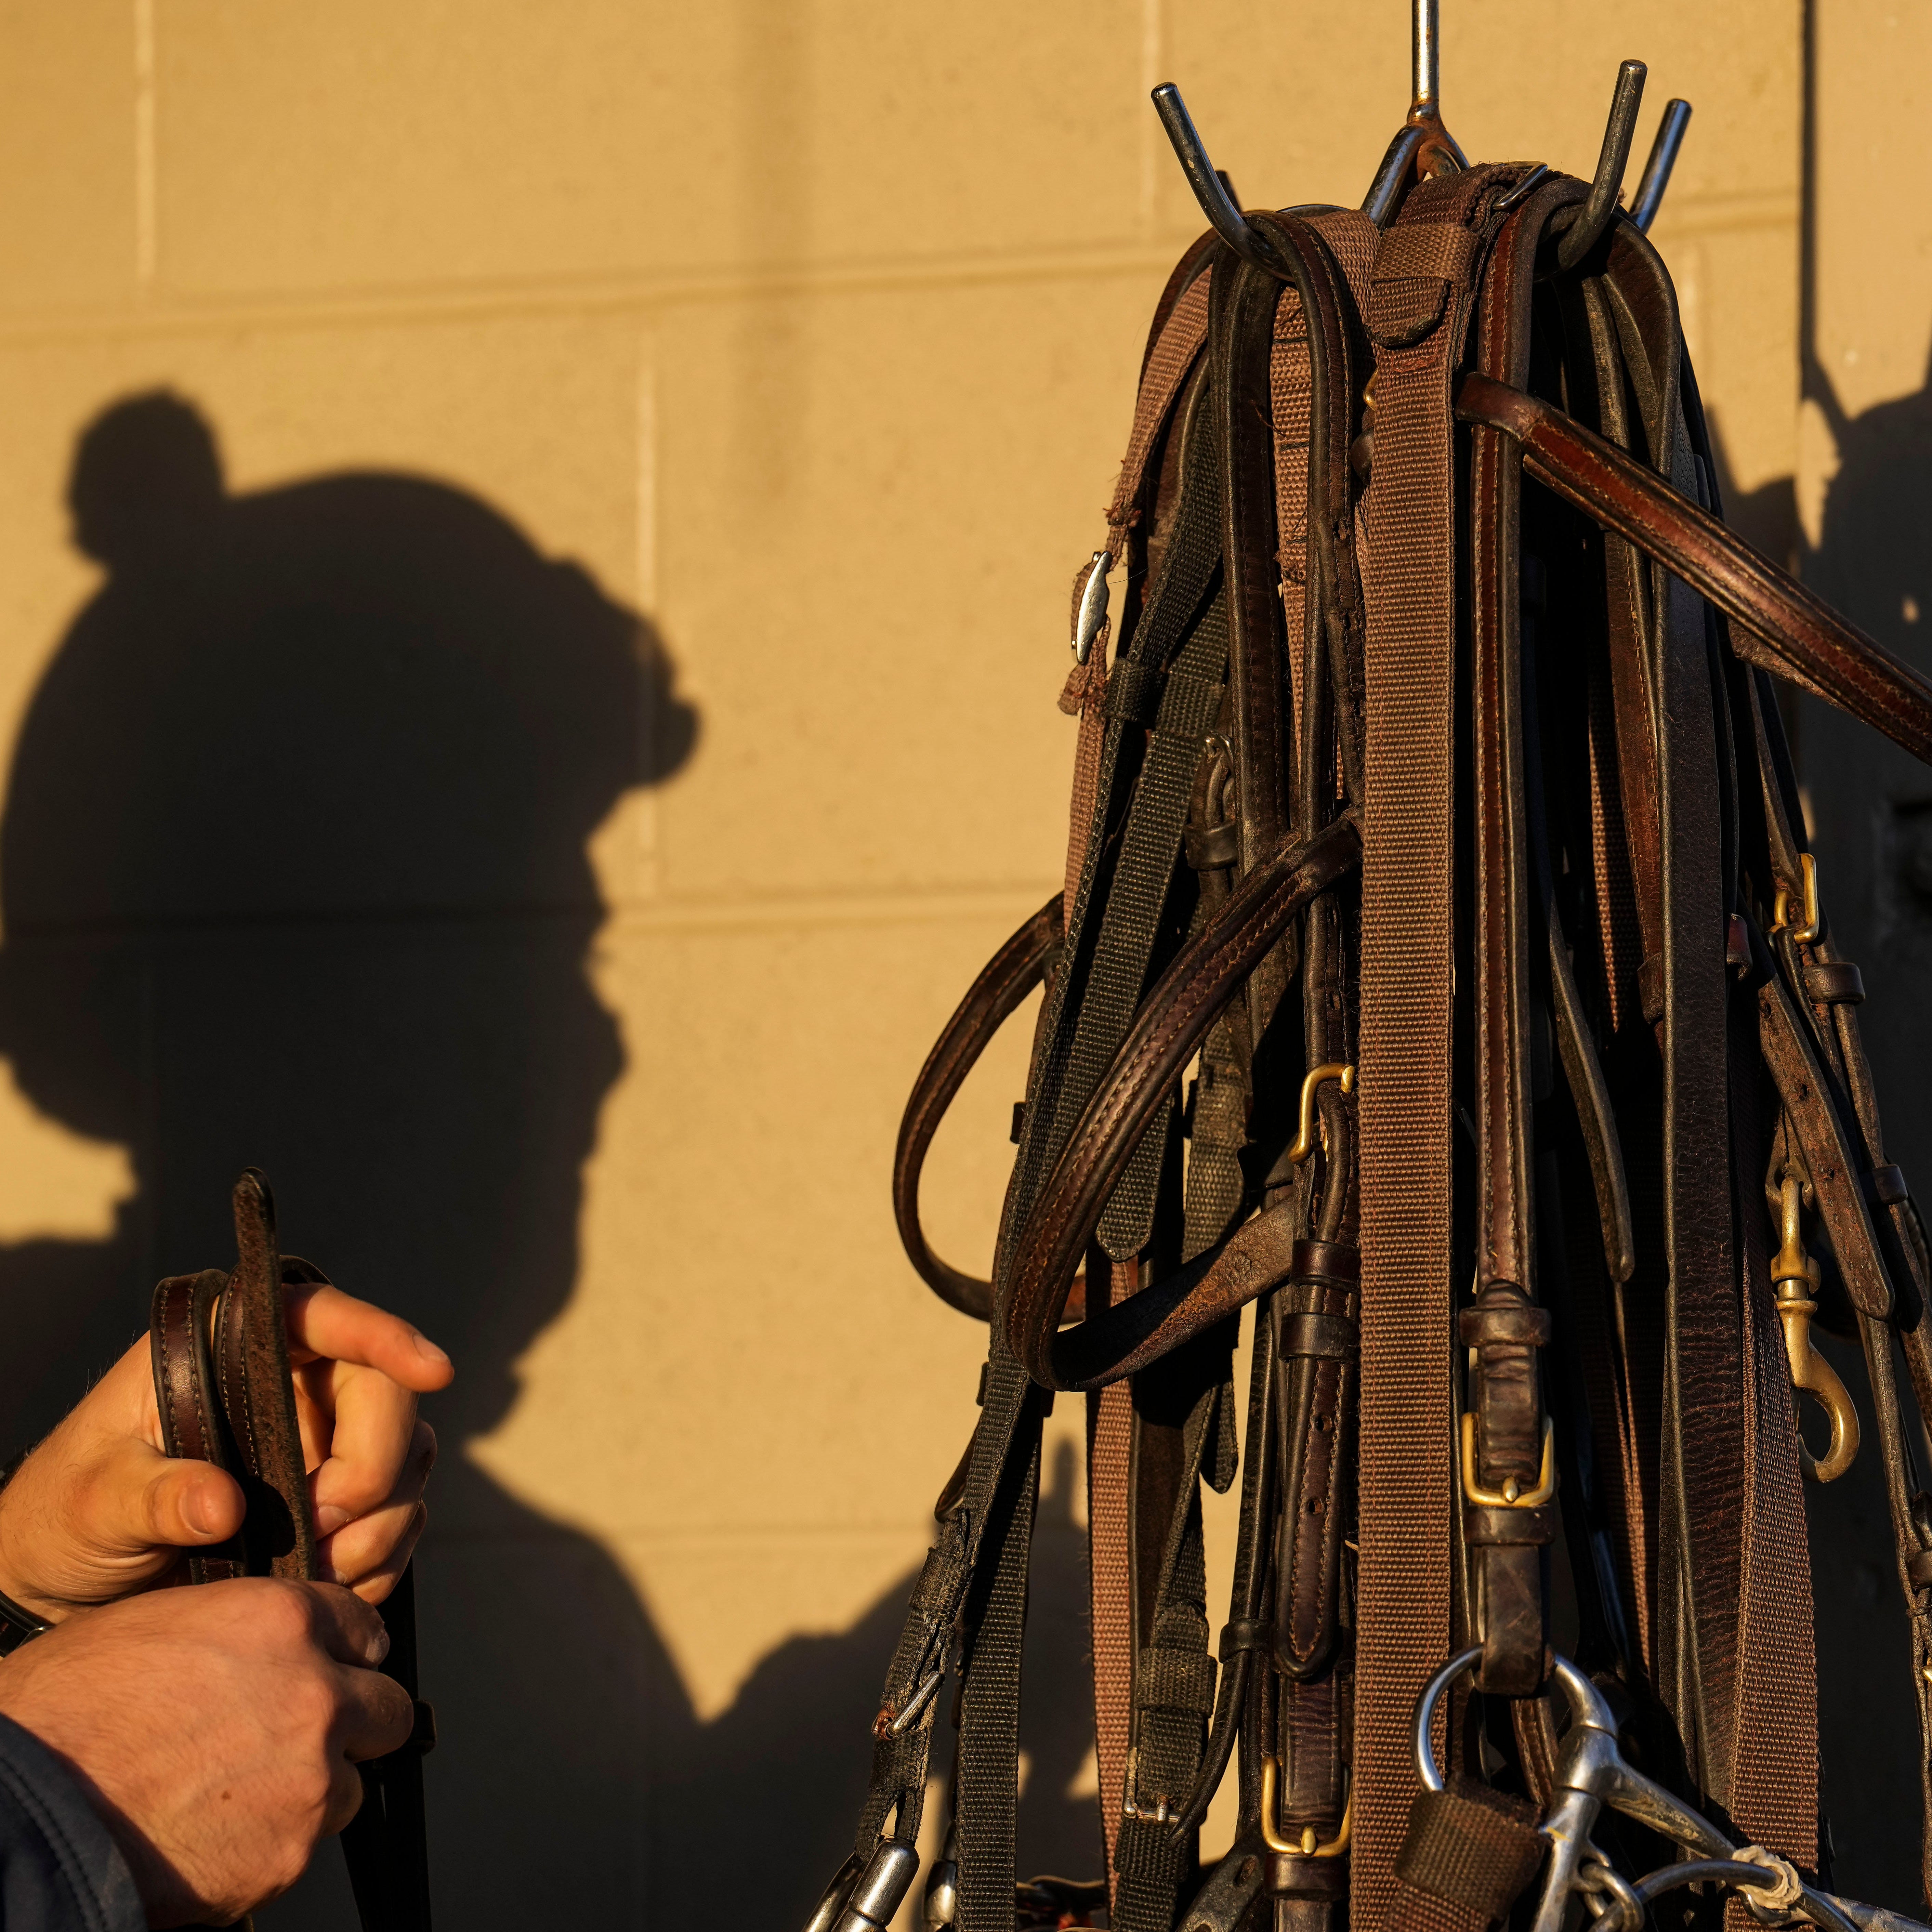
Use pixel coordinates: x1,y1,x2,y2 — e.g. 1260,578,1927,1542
957,1403,1043,1932
1113,1361,1231,1932
1386,1783,1546,1932
1064,268,1215,920
864,344,1231,1924
1352,168,1514,1928
1088,1349,1135,1903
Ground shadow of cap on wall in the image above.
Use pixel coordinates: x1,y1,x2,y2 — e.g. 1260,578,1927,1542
0,389,711,1924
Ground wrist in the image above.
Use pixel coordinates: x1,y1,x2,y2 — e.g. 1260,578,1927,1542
0,1449,70,1626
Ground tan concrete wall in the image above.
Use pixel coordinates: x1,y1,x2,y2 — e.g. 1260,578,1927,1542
0,3,1839,1924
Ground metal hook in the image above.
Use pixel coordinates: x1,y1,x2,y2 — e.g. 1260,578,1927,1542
1362,0,1469,226
1555,60,1648,270
1149,85,1286,275
1771,1168,1860,1483
1629,98,1692,232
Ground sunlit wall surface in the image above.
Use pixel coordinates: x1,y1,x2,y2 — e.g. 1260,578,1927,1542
0,3,1911,1924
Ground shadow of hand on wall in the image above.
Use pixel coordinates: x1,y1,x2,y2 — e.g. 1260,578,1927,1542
0,392,1103,1928
0,390,709,1926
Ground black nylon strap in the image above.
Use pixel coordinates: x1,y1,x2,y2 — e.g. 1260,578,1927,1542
956,1401,1044,1932
849,365,1232,1903
1113,1345,1232,1932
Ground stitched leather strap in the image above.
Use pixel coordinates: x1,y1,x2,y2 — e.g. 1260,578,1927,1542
892,896,1082,1322
1001,813,1361,1390
1455,371,1932,768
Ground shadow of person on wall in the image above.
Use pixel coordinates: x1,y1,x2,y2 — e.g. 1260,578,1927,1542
0,389,711,1926
0,391,1108,1930
1793,353,1932,1915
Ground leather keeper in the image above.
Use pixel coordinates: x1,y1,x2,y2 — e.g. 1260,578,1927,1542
1185,820,1241,870
1457,1299,1552,1348
1288,1239,1359,1287
1279,1311,1358,1361
1103,660,1162,725
1803,961,1865,1004
1906,1547,1932,1591
1638,954,1665,1024
1463,1502,1558,1546
1218,1616,1271,1660
1866,1163,1911,1208
1268,1853,1349,1900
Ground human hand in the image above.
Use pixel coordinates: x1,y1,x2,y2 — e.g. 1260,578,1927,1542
0,1283,453,1619
0,1578,412,1925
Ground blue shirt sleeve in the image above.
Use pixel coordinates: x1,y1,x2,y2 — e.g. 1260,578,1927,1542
0,1713,142,1932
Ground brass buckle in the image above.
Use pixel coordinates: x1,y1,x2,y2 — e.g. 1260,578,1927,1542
1772,853,1821,945
1459,1415,1556,1508
1772,1167,1859,1482
1259,1757,1350,1857
1288,1063,1355,1165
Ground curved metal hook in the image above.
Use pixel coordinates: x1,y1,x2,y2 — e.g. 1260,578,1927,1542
1629,98,1692,232
1149,85,1285,275
1771,1167,1861,1482
1361,0,1467,226
1556,60,1648,270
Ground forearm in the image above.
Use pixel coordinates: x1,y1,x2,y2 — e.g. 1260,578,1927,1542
0,1712,142,1932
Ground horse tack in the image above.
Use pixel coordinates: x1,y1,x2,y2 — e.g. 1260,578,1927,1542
828,9,1932,1932
149,1171,435,1932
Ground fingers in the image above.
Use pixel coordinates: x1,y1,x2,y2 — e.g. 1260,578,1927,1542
301,1582,391,1670
332,1661,414,1766
328,1502,427,1606
285,1286,453,1395
142,1456,247,1550
91,1438,245,1560
304,1366,423,1532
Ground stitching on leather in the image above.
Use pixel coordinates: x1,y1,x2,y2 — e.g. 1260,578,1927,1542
1014,825,1357,1370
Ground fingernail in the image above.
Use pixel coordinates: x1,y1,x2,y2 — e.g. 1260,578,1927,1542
185,1484,226,1538
369,1625,391,1665
315,1505,352,1535
411,1331,451,1371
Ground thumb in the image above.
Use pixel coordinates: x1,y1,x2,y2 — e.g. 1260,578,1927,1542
90,1439,246,1555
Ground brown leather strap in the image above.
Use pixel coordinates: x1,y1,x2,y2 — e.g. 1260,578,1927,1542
892,896,1078,1322
1002,814,1361,1389
1462,176,1586,1698
217,1171,319,1583
1751,918,1893,1318
149,1267,242,1587
1455,371,1932,768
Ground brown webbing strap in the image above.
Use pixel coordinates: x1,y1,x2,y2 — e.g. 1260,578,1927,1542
1062,268,1215,919
1272,286,1311,736
1724,975,1819,1873
1352,167,1518,1928
1384,1783,1546,1932
1088,1257,1136,1904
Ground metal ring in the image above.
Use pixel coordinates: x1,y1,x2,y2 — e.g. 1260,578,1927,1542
1413,1645,1483,1790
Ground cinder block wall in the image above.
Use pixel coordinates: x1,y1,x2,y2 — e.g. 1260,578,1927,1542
0,3,1914,1924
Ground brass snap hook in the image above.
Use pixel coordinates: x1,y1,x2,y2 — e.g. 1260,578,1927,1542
1772,1167,1859,1483
1288,1063,1355,1165
1772,852,1822,945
